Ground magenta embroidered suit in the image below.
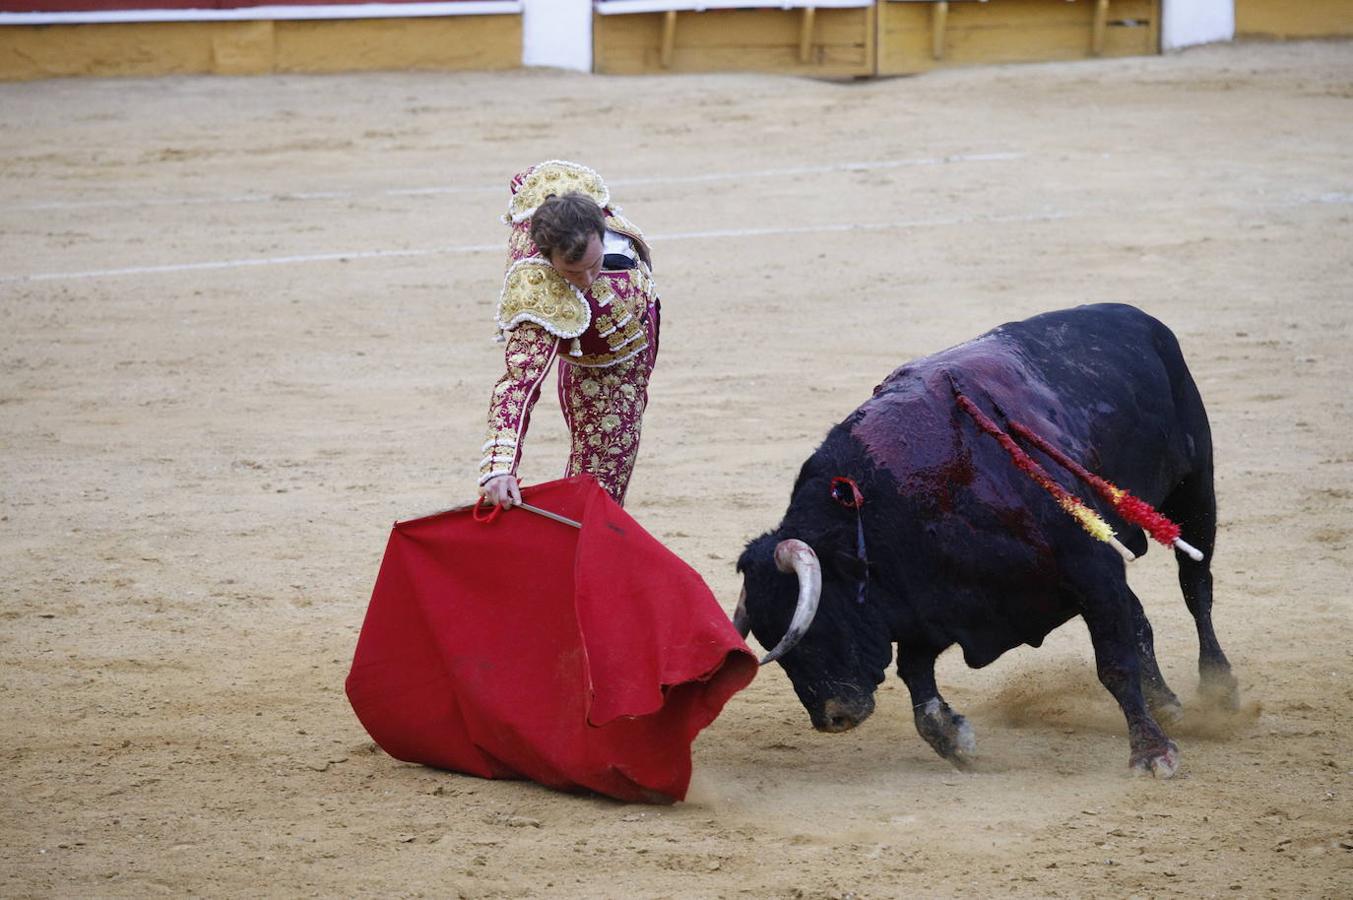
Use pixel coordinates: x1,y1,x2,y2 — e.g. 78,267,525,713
479,161,660,506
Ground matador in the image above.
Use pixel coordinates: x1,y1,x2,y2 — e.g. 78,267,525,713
478,160,660,508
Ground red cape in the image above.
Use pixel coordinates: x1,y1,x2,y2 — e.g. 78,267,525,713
345,476,757,803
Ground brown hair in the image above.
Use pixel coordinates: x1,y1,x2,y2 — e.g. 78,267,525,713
530,192,606,264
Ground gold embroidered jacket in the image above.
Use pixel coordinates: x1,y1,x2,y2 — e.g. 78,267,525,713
480,161,658,487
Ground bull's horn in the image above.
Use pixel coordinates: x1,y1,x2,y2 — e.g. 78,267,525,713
733,587,751,639
760,539,822,665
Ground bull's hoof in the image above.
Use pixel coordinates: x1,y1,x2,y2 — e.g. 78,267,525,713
1149,697,1185,727
1129,741,1180,779
1199,669,1240,711
915,698,976,767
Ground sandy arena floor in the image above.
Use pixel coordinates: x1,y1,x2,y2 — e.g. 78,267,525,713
2,39,1351,898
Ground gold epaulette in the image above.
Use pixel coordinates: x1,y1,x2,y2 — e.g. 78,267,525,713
506,160,610,224
496,259,590,339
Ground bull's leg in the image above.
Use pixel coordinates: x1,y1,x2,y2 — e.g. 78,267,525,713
1162,467,1239,709
1126,587,1183,724
896,646,975,769
1077,582,1179,778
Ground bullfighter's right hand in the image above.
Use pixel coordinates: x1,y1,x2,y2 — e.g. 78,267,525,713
480,474,522,509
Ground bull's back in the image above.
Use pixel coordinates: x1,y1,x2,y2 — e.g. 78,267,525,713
989,303,1209,503
846,304,1208,664
866,303,1204,501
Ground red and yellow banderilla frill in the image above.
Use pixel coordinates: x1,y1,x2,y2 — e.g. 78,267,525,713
953,387,1202,563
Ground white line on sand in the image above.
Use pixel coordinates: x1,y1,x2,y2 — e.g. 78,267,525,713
12,153,1022,213
3,211,1062,283
9,190,1346,284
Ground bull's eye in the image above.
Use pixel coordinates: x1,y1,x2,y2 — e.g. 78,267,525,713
830,476,864,509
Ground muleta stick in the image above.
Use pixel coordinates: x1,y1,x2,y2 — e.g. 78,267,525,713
953,393,1137,563
1006,421,1204,562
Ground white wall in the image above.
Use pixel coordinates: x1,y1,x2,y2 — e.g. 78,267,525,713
523,0,592,71
1162,0,1235,50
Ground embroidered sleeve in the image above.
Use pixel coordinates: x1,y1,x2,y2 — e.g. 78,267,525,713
480,322,560,486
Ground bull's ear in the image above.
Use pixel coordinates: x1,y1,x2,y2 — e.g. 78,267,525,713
831,550,869,581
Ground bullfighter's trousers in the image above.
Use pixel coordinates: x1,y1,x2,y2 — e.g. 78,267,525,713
557,320,657,506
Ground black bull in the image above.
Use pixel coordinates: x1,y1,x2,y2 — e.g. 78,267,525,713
736,304,1239,777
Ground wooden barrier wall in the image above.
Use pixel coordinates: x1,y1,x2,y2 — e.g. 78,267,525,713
1235,0,1353,40
593,1,1162,77
0,9,520,80
8,2,1350,82
593,6,876,77
879,0,1159,74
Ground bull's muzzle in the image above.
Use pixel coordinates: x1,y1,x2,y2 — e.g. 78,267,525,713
813,695,876,733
